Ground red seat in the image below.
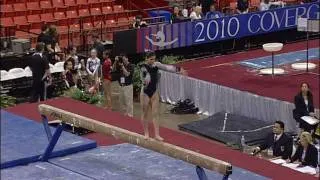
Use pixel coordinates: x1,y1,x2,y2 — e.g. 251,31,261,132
13,3,27,12
13,3,27,16
54,12,67,20
70,23,80,32
1,4,13,13
0,4,14,17
26,2,41,11
52,0,67,9
88,0,101,7
83,22,93,30
66,10,78,19
40,13,56,22
40,1,53,9
90,7,101,16
78,8,90,17
102,6,112,14
57,25,69,34
113,5,124,13
117,17,128,27
13,16,30,26
76,0,87,6
65,0,77,6
105,19,116,28
30,28,41,34
27,14,41,23
15,31,32,39
0,17,15,27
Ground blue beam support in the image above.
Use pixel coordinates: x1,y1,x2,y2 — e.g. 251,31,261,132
40,123,66,161
41,115,53,141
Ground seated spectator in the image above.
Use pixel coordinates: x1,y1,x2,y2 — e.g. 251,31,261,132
132,15,148,29
252,121,293,159
237,0,249,14
289,132,318,167
190,6,202,21
206,4,223,19
259,0,285,11
63,59,76,88
170,5,183,24
293,83,316,132
182,8,189,18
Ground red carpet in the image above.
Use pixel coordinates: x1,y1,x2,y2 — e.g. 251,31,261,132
179,40,320,108
5,97,317,180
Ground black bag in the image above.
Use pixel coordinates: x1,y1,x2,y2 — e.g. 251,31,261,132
170,99,199,114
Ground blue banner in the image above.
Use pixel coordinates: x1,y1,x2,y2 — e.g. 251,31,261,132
137,2,319,53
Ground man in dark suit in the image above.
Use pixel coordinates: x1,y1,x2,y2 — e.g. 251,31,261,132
28,43,51,102
253,121,293,159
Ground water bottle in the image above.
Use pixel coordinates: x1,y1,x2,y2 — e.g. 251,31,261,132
240,135,246,152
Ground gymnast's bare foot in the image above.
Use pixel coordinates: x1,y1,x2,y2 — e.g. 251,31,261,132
155,135,164,141
144,132,150,140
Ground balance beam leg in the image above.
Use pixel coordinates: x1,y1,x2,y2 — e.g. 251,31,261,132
41,114,52,141
196,166,208,180
41,123,66,161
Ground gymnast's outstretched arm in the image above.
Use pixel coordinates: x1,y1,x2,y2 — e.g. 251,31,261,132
154,62,181,73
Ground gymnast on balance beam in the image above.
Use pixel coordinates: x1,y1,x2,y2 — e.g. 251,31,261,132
140,51,187,141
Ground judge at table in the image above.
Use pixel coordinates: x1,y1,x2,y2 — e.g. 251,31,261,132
253,121,293,159
293,82,316,132
289,132,318,167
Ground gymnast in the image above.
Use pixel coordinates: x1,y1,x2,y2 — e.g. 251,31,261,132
140,52,187,141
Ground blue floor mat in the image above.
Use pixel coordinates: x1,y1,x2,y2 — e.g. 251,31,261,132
0,162,92,180
239,48,319,69
48,144,269,180
0,110,97,169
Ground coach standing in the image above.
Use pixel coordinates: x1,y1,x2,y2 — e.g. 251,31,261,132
29,43,51,102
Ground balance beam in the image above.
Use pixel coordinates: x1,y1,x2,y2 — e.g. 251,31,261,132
38,104,232,176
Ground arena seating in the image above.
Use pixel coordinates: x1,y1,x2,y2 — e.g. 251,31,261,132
0,0,141,48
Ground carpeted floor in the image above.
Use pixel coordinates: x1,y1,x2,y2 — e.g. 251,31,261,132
178,40,320,108
5,98,317,180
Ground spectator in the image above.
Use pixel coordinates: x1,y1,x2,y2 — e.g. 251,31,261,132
237,0,249,14
201,0,214,15
252,121,293,159
132,15,148,29
92,34,105,62
63,59,76,88
66,46,81,70
170,6,182,24
86,49,100,93
259,0,285,11
289,132,318,167
37,25,49,44
47,25,63,63
28,43,51,102
190,6,202,20
113,55,134,117
206,3,223,19
293,82,316,132
78,59,89,90
182,8,189,18
102,51,112,110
